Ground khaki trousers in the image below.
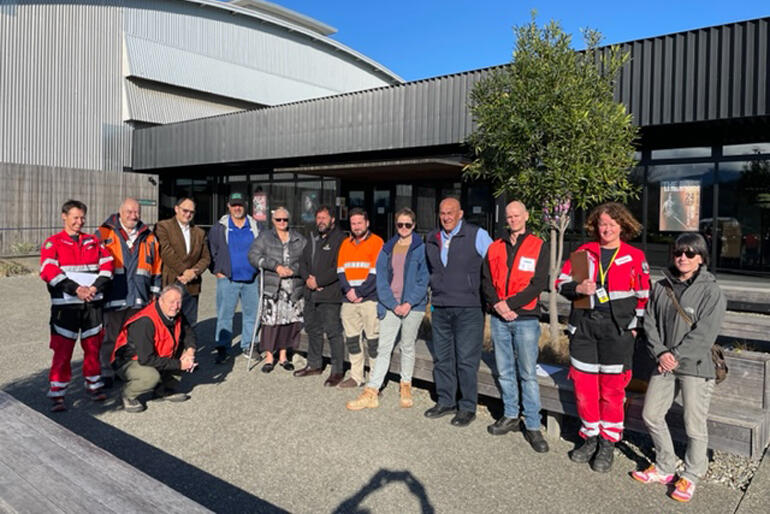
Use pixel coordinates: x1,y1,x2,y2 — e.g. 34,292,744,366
340,301,379,385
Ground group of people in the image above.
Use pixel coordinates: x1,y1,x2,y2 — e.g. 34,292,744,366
40,193,726,503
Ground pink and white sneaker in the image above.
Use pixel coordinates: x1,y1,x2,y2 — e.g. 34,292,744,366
670,477,695,502
631,465,675,484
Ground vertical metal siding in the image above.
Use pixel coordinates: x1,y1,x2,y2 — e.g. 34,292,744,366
613,18,770,126
0,1,126,171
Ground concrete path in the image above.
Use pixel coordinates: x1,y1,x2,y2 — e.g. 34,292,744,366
0,272,757,513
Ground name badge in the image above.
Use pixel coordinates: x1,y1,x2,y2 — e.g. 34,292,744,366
596,287,609,303
614,255,632,265
518,257,536,272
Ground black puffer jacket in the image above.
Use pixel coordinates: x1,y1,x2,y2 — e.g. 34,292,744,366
248,229,306,302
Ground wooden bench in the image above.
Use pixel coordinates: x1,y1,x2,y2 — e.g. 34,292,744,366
0,390,211,513
297,335,770,460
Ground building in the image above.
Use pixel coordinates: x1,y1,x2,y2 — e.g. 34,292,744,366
0,0,401,253
132,16,770,276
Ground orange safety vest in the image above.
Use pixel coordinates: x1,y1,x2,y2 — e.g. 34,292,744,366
111,302,181,362
487,233,544,311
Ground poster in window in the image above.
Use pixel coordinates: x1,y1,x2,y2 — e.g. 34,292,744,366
659,180,700,231
301,191,319,223
252,192,267,222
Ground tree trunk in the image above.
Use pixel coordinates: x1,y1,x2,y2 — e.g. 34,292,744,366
548,227,560,344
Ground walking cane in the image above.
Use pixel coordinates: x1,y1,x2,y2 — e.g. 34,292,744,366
245,267,264,371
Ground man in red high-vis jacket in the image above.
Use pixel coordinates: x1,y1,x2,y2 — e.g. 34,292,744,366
482,201,549,452
40,199,114,412
112,284,196,413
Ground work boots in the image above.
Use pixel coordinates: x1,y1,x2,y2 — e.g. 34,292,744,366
346,387,379,411
591,438,615,473
399,382,413,408
569,435,598,463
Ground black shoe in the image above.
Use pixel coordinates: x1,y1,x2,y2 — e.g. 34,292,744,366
215,346,229,364
424,404,457,419
487,416,522,435
262,362,275,373
279,360,295,371
450,411,476,427
591,438,615,472
524,429,550,453
569,435,599,463
102,376,114,390
122,396,146,413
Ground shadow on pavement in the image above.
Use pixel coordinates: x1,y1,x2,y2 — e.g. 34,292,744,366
332,469,435,514
3,352,284,513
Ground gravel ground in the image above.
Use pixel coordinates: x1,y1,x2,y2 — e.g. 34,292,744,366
0,271,764,513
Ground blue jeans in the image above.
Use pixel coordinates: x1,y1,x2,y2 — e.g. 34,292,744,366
490,316,542,430
215,276,260,351
431,306,484,413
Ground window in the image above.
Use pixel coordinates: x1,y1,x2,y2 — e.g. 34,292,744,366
651,147,711,160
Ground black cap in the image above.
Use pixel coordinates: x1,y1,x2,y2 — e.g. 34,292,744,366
228,192,246,206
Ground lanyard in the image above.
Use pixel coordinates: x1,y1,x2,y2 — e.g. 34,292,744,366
598,246,620,286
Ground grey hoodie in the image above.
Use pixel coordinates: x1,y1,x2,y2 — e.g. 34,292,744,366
643,267,727,379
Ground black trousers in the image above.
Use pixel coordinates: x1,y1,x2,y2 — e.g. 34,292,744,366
303,301,344,374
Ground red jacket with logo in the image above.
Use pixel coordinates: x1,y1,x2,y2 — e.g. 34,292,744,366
556,241,650,332
40,231,114,306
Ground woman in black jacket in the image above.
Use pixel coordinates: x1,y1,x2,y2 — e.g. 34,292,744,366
248,207,307,372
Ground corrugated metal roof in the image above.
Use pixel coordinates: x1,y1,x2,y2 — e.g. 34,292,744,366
179,0,401,83
124,79,258,124
133,17,770,171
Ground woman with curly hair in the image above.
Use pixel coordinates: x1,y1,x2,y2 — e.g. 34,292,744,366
555,202,651,472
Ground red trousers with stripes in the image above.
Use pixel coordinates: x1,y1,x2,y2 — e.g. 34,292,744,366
48,305,103,397
569,367,632,442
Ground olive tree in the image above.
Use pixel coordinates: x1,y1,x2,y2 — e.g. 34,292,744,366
464,15,639,345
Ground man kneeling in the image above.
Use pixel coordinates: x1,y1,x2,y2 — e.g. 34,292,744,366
112,284,197,412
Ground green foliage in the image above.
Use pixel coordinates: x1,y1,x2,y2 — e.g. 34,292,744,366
0,260,31,277
464,13,639,216
9,241,38,255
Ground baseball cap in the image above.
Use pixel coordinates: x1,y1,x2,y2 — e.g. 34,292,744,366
228,192,246,206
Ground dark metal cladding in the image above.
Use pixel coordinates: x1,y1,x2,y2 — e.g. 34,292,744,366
133,17,770,170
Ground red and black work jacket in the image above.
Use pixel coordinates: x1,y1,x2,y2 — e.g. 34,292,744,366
112,301,183,369
556,241,650,334
40,230,114,307
482,232,548,318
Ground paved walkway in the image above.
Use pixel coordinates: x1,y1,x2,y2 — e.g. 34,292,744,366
0,272,765,513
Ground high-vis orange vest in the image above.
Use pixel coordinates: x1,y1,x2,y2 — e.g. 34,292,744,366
487,233,544,311
112,302,181,362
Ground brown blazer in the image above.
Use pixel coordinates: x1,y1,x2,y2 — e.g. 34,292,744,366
154,217,211,296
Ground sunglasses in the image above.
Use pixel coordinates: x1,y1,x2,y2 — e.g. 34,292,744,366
397,222,414,229
273,218,289,222
673,248,698,259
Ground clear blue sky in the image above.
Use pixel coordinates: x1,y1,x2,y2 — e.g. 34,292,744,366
271,1,769,81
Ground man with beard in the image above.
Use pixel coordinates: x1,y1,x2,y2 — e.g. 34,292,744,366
97,198,162,389
295,205,347,386
336,208,384,388
208,192,262,363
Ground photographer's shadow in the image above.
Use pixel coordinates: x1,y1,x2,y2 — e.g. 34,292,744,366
333,469,434,514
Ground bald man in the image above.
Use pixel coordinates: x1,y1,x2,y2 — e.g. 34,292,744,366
424,197,493,427
97,198,162,388
481,201,549,452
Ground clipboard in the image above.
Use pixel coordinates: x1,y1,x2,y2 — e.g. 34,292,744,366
569,250,591,309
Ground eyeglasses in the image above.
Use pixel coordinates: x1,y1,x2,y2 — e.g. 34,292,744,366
180,208,195,215
273,218,289,222
673,249,698,259
396,222,413,229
